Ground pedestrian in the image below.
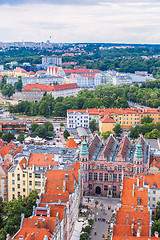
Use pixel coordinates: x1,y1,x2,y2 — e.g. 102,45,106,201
102,233,105,238
94,232,97,236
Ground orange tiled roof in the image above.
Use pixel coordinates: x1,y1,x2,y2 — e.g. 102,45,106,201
14,227,51,240
28,153,56,167
100,116,116,123
65,138,78,148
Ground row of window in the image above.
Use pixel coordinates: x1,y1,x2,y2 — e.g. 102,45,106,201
88,184,117,192
12,180,43,186
12,173,42,179
90,164,129,172
86,173,122,182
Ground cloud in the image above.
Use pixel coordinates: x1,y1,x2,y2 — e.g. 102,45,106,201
0,1,159,43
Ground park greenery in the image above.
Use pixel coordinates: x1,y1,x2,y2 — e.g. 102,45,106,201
129,116,160,139
30,122,54,138
152,202,160,236
7,79,160,119
0,132,15,142
0,190,39,240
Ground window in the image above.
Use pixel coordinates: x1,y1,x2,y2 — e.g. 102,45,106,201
23,174,25,178
89,172,92,180
118,174,122,182
29,188,32,192
17,174,20,181
153,197,156,201
17,184,20,189
94,173,98,180
12,173,14,177
35,173,41,178
113,174,117,182
12,188,15,191
29,181,32,186
104,173,108,181
113,186,117,192
105,166,107,171
23,188,25,192
12,194,15,199
18,192,20,196
153,191,156,194
99,173,103,181
96,165,99,170
85,174,87,182
118,165,122,171
23,181,25,186
123,166,125,172
29,173,32,178
12,180,15,185
35,181,41,186
88,184,92,189
114,166,117,171
100,164,104,170
23,195,25,198
104,185,108,191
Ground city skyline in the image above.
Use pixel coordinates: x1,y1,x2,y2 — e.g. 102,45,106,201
0,0,160,43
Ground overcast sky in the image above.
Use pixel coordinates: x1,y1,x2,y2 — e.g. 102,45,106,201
0,0,160,43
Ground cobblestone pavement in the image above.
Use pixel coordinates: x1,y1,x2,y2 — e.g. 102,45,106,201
83,196,120,240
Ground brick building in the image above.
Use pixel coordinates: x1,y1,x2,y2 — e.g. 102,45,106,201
79,134,149,197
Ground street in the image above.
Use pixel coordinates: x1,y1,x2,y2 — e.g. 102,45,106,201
83,196,120,240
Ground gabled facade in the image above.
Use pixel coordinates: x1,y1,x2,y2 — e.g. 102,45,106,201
79,134,149,197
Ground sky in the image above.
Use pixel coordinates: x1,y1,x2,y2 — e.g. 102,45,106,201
0,0,160,43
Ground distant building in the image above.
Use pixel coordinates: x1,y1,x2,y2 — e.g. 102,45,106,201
47,66,65,77
42,56,62,66
22,83,79,102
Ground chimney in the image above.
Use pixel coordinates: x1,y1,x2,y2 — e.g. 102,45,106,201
35,221,39,228
137,177,139,187
155,231,159,238
31,233,35,240
42,219,46,229
131,223,134,236
43,236,48,240
137,227,141,237
63,180,66,192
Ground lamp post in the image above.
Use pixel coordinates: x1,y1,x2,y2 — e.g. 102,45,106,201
48,106,51,119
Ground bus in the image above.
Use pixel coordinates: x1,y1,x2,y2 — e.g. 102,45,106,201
53,117,65,121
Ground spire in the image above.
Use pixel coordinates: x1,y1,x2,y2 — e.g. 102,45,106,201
134,142,143,159
80,137,89,156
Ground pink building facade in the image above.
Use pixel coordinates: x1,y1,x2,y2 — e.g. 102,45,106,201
80,135,149,197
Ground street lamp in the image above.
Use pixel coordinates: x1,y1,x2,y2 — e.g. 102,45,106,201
48,106,51,119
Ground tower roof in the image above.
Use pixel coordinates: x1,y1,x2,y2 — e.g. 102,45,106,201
80,137,89,156
134,142,143,159
65,138,78,148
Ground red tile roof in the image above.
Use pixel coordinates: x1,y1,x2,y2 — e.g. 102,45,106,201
100,116,116,123
28,153,56,167
65,138,78,148
23,83,78,92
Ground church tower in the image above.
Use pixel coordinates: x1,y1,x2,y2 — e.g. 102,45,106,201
133,142,144,175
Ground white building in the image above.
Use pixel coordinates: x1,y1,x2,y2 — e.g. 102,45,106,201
42,57,62,66
67,109,89,128
47,66,65,77
7,76,63,88
113,73,132,85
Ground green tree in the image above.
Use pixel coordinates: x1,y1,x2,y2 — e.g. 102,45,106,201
22,190,39,218
144,129,160,139
152,219,160,236
14,77,23,92
0,76,7,90
0,229,7,240
84,225,91,233
0,197,5,229
95,200,99,208
30,123,39,132
2,132,15,142
129,126,140,139
141,115,153,124
80,232,89,240
113,123,123,136
1,84,15,99
63,129,70,139
89,119,98,132
17,133,25,143
102,131,112,141
60,122,64,126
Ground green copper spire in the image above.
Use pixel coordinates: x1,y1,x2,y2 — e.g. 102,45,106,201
80,137,89,156
134,142,143,159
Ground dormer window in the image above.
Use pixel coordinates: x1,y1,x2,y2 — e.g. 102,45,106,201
137,197,141,205
65,174,68,179
57,186,59,190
